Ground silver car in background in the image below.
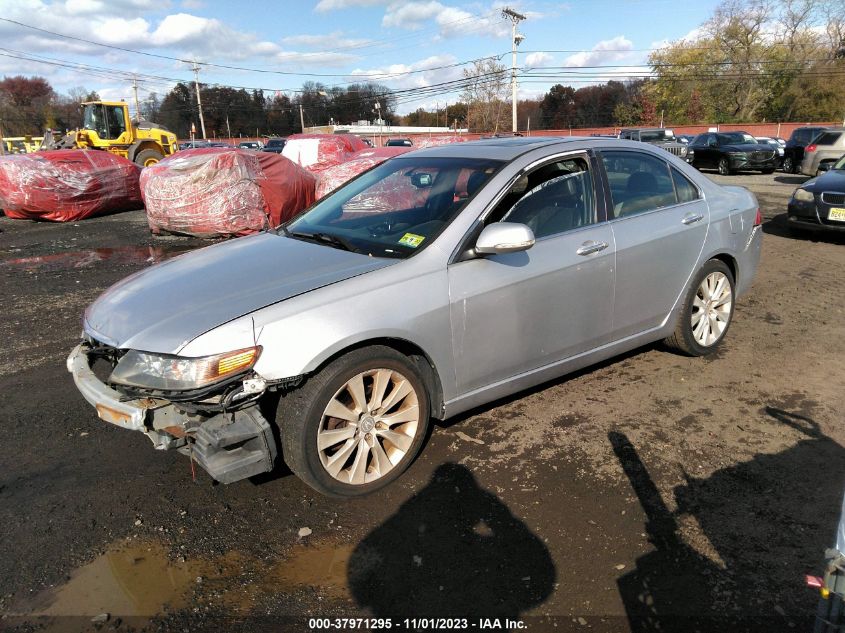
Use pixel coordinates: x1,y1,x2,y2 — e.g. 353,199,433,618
67,138,762,496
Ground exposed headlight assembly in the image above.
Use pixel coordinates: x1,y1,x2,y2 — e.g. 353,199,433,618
793,188,814,202
110,346,261,391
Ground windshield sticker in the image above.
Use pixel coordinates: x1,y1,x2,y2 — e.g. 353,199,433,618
398,233,425,248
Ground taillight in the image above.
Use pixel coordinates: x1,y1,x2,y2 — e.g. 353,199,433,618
754,208,762,226
806,144,817,153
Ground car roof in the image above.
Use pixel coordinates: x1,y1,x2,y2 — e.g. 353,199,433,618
398,136,612,160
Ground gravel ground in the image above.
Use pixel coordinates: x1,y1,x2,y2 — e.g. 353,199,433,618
0,169,843,633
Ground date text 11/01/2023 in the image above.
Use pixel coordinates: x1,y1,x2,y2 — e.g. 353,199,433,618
308,618,527,630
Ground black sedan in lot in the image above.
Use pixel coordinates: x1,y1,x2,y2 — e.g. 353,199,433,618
787,155,845,233
689,131,778,175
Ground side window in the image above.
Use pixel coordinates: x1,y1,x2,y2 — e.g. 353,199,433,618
494,156,596,239
671,167,700,204
601,151,676,219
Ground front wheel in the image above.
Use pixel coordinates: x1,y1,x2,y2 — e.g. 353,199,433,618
277,346,430,497
782,156,795,173
664,260,735,356
135,148,164,167
717,157,732,176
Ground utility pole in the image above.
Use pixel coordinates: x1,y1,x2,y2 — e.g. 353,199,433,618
502,7,526,134
226,115,232,140
132,76,140,120
299,104,305,132
192,61,207,139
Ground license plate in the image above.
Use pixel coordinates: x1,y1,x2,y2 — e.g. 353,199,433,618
829,208,845,222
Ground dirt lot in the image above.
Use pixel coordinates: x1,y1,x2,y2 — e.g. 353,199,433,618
1,170,843,632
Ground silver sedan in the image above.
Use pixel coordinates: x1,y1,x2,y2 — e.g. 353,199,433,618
68,137,762,496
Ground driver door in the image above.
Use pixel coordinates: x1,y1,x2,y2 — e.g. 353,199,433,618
447,153,616,395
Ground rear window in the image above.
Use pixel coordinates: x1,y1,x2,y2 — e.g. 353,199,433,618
813,132,842,146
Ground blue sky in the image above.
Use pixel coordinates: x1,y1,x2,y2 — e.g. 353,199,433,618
0,0,721,115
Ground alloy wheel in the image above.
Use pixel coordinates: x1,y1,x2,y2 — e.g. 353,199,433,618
317,368,420,485
691,271,733,347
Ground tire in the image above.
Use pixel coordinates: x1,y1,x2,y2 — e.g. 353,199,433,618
717,157,732,176
276,346,430,497
664,259,735,356
782,156,795,173
134,148,164,167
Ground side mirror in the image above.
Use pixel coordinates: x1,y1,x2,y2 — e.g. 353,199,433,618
475,222,535,255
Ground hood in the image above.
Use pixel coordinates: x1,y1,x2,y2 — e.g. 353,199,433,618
83,232,396,353
804,169,845,192
722,143,775,153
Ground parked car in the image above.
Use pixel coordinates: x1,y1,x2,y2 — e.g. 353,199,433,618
676,134,696,144
262,138,287,154
688,131,778,175
178,140,210,151
782,126,827,173
385,138,413,147
787,154,845,233
800,128,845,176
811,487,845,631
618,128,693,163
237,141,263,150
756,136,785,168
67,137,761,496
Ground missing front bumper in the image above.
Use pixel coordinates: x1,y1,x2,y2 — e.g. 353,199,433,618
67,344,278,483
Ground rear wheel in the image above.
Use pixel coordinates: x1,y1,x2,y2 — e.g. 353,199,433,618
782,156,795,173
277,346,430,497
717,157,732,176
664,259,735,356
135,148,164,167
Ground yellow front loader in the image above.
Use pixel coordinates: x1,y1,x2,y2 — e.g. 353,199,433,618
49,101,178,167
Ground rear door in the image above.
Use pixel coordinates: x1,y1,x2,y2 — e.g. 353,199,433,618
599,150,709,341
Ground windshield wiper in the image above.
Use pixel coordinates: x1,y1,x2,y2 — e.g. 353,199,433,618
288,230,360,253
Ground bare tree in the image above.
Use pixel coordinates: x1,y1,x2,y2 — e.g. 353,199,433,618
460,58,509,133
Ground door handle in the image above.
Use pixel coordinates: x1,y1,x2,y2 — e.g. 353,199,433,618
682,213,704,225
576,240,609,256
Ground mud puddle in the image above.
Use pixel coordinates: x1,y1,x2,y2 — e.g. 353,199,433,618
0,245,197,272
11,537,354,619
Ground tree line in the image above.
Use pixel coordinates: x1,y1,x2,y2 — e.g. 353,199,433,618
1,0,843,138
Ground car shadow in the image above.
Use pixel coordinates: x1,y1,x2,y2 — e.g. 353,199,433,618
763,213,845,244
346,462,556,620
775,175,809,185
611,406,845,632
436,342,661,430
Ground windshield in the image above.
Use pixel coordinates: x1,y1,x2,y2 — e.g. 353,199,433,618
640,130,674,142
718,132,756,145
834,155,845,170
285,156,502,259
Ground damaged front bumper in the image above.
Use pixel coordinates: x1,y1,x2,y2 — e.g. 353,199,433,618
66,343,278,484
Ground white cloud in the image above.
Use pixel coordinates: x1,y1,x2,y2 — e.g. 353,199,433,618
314,0,390,12
181,0,203,8
282,32,372,49
564,35,633,67
382,1,444,30
525,51,553,68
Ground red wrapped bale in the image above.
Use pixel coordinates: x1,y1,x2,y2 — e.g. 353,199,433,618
415,135,469,149
140,148,317,238
281,133,369,173
0,150,141,222
315,146,411,200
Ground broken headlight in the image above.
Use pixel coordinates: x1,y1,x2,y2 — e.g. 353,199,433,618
109,346,261,391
